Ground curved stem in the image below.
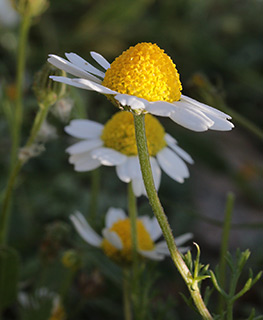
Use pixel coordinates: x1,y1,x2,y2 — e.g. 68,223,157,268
133,113,212,320
11,12,31,168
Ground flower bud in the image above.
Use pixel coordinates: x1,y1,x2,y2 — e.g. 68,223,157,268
11,0,49,18
62,250,81,271
33,63,67,107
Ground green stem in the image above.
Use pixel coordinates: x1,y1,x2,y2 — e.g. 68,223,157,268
88,168,100,224
128,182,138,264
11,11,31,168
0,104,51,245
218,193,235,314
127,182,140,319
123,268,132,320
133,113,212,320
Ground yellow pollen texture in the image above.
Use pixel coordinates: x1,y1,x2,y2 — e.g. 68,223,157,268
102,42,182,102
101,111,166,156
101,218,154,264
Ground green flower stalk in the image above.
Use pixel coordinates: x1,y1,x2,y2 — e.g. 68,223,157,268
133,113,213,320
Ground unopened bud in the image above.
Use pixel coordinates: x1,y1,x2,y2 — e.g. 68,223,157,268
62,250,81,271
11,0,49,18
33,63,66,107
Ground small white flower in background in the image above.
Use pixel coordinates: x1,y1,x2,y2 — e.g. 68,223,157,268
18,288,66,320
52,97,74,123
36,119,57,142
65,111,193,197
70,207,193,264
18,144,45,163
48,42,234,132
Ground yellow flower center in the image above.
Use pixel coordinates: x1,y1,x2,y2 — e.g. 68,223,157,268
101,218,154,264
101,111,166,156
102,42,182,102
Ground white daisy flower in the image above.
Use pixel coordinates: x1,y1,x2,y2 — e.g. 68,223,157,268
48,42,234,132
70,207,193,264
65,111,194,197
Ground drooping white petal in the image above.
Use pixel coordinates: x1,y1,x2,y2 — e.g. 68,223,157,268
102,229,123,249
116,159,132,183
65,53,105,78
181,95,231,119
165,134,194,164
169,104,214,132
139,216,162,241
70,211,102,247
132,177,146,197
69,152,101,171
70,78,117,95
204,113,234,131
150,157,161,191
48,55,101,83
146,101,177,116
105,207,127,228
157,147,189,183
154,241,170,255
138,249,165,261
91,147,127,166
90,51,111,70
174,233,193,246
65,119,104,139
115,94,149,111
66,139,103,155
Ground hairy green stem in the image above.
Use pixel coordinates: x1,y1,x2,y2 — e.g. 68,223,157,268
218,193,235,314
11,12,31,168
0,104,51,244
133,113,212,320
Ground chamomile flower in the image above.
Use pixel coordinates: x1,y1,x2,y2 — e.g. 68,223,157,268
70,207,193,264
65,111,193,197
48,42,234,132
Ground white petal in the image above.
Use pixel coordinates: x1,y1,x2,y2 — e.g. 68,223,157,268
90,51,111,70
155,241,170,255
139,216,162,241
70,78,117,94
116,160,132,183
66,139,103,155
91,147,127,166
65,52,105,78
132,177,146,197
105,207,127,228
115,94,149,111
138,249,165,261
48,55,101,83
205,114,234,131
165,134,194,164
181,95,231,119
146,101,176,116
174,233,193,246
157,147,189,183
150,157,161,191
102,229,123,249
170,104,214,132
69,151,101,171
70,211,102,247
65,119,104,139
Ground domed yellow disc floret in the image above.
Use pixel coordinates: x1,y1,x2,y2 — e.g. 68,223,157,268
102,42,182,102
101,218,154,264
101,111,166,156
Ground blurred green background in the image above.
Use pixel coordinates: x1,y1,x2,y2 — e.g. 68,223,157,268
0,0,262,319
